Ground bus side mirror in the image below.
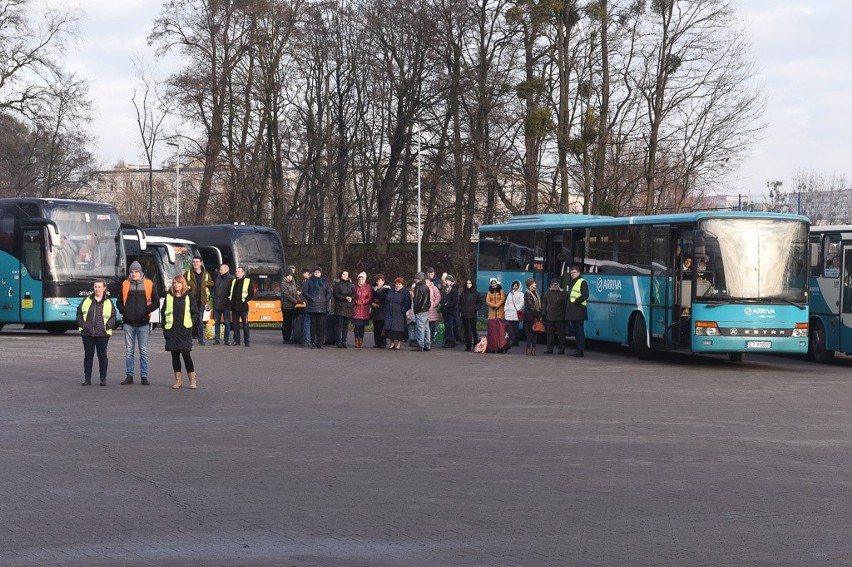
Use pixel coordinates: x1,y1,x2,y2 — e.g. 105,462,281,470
45,223,60,247
809,243,819,267
121,224,147,251
163,244,177,264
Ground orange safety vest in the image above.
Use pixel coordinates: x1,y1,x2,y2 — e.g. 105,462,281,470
122,279,154,317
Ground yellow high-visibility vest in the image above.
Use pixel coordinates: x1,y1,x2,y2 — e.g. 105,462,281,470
164,294,193,330
79,296,113,336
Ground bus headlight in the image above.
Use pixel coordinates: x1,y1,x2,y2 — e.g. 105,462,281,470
46,297,71,305
695,321,719,336
791,323,808,338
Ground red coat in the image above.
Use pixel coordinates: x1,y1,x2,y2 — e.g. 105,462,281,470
353,283,372,320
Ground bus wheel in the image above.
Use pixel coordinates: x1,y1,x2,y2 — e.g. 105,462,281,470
0,323,4,332
632,315,651,360
810,321,835,364
45,323,70,335
728,352,745,362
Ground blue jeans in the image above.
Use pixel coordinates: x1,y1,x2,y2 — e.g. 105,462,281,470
415,311,430,348
124,323,149,378
213,309,231,344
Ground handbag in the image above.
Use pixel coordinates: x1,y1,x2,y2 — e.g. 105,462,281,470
532,318,545,333
511,294,525,321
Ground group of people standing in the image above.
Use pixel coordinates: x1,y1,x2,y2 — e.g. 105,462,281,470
75,258,591,387
276,264,590,357
76,255,256,390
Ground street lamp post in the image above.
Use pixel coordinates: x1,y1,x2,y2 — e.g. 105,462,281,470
416,123,421,273
166,141,180,227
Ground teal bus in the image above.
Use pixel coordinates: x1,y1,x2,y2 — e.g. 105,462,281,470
477,212,810,360
806,225,852,362
0,198,145,333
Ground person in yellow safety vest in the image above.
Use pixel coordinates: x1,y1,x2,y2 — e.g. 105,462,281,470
565,265,589,358
76,279,116,386
162,274,200,389
186,256,214,345
229,266,254,346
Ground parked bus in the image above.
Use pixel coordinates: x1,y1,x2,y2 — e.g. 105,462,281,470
123,233,206,327
0,198,145,333
807,225,852,362
477,212,810,360
144,224,285,323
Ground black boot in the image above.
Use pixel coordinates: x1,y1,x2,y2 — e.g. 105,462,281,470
120,375,133,385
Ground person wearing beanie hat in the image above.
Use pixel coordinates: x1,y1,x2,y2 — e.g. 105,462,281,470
412,272,431,350
414,271,426,282
303,265,332,348
117,258,159,385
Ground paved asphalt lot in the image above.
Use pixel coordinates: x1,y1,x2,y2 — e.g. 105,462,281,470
2,325,852,567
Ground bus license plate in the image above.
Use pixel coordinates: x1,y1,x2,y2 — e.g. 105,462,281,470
746,341,772,349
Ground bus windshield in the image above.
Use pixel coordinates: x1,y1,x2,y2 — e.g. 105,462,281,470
233,232,284,265
698,218,808,303
45,204,123,282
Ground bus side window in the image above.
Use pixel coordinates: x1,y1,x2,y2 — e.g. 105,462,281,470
824,235,841,278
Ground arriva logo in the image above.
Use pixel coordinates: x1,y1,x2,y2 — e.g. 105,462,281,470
596,278,622,292
744,307,776,316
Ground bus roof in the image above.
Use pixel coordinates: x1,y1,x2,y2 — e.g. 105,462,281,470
0,197,116,209
479,212,811,232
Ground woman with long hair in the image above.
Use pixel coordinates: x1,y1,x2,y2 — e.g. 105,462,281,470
333,270,355,347
162,274,200,389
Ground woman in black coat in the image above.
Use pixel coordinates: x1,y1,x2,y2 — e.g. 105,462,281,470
523,278,542,356
383,277,411,350
333,270,355,348
370,274,390,348
458,279,483,351
162,274,200,389
302,266,332,349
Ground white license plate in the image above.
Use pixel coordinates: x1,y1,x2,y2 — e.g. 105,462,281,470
746,341,772,349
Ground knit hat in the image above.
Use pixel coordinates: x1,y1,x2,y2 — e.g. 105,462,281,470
357,271,367,281
415,272,426,281
313,266,323,274
445,274,454,282
426,267,436,274
489,277,498,285
525,277,535,288
129,261,143,274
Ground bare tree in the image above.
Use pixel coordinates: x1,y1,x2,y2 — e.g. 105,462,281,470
131,57,172,226
150,0,256,224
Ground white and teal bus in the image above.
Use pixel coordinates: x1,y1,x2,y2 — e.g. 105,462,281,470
477,212,810,361
0,198,145,333
807,225,852,362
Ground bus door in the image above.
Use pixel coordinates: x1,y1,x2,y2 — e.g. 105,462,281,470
545,230,569,286
842,246,852,353
649,226,674,347
18,226,45,323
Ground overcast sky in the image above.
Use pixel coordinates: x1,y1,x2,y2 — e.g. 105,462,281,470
67,0,852,200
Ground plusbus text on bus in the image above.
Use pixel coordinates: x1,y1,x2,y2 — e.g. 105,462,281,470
0,198,144,333
807,225,852,362
477,212,810,360
144,224,286,323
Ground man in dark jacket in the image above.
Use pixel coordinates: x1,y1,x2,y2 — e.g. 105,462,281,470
566,265,590,357
212,263,235,345
186,256,213,345
302,266,332,348
230,266,255,346
117,261,159,385
412,272,431,351
542,276,568,354
440,275,459,347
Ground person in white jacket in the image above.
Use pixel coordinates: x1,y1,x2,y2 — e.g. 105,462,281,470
503,280,525,347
